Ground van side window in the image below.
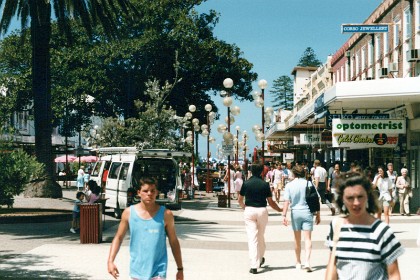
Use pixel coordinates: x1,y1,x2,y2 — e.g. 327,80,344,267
109,162,122,179
91,161,103,177
120,163,130,180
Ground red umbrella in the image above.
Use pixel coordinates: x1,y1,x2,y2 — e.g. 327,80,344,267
54,155,77,163
78,155,98,162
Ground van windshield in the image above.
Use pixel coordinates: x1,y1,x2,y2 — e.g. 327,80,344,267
132,158,177,197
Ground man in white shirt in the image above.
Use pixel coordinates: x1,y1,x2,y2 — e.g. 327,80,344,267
313,160,335,215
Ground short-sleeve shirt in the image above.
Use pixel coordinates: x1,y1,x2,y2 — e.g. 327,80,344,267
326,218,404,279
283,178,309,211
273,169,283,184
240,176,271,208
314,166,327,182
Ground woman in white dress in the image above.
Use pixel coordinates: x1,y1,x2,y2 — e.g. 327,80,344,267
223,164,236,198
234,166,244,198
372,166,393,224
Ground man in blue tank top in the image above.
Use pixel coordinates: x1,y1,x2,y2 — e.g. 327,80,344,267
108,177,184,280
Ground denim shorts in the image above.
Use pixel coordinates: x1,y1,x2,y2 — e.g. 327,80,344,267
291,209,313,231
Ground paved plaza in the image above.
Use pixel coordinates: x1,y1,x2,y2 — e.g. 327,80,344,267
0,189,419,279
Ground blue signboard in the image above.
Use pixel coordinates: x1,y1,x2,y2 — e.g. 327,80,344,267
341,24,389,33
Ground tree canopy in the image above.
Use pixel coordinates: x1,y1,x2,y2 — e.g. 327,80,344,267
0,1,257,136
269,75,293,110
297,47,322,67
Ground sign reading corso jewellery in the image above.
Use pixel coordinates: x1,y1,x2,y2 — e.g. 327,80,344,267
331,119,405,148
332,119,406,134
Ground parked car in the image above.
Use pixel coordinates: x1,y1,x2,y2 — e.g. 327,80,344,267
195,167,220,191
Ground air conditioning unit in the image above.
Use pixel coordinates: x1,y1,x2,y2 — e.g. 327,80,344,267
388,63,398,72
406,49,420,62
378,68,388,78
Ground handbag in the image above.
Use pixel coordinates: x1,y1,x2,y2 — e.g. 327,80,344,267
306,180,320,214
325,218,344,280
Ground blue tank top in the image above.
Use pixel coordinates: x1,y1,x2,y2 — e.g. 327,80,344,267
129,205,167,280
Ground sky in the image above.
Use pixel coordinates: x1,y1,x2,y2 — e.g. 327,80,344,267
195,0,383,161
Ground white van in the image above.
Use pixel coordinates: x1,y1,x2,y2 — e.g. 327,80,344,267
90,147,189,218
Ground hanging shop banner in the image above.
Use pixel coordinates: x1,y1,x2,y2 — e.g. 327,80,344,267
332,134,398,148
332,119,406,134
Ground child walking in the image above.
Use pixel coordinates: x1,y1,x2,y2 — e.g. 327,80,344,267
70,192,85,234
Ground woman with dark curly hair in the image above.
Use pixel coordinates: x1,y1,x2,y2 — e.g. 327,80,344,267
325,172,404,280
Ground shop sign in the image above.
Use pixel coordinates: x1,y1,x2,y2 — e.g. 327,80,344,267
295,133,320,145
332,119,406,134
332,134,398,148
341,24,389,33
283,153,294,161
326,113,389,129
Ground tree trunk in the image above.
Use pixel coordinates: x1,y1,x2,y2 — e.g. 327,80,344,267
31,1,53,177
28,1,61,197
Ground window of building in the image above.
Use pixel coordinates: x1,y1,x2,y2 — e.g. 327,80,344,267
383,32,389,55
355,52,359,76
375,34,381,61
416,0,420,32
404,7,412,40
393,16,400,48
361,46,366,70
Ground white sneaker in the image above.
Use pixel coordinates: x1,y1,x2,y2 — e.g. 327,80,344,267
296,263,302,270
70,228,76,233
303,263,313,272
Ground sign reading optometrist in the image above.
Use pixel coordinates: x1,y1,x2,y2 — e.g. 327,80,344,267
332,119,405,134
332,119,405,148
341,24,389,33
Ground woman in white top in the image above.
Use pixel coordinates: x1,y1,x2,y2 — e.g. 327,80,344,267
223,164,236,199
234,166,244,198
396,168,412,216
372,166,393,224
325,172,404,279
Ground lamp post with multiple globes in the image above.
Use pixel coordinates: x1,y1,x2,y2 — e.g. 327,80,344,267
252,79,274,164
202,104,216,192
184,105,200,198
219,78,236,208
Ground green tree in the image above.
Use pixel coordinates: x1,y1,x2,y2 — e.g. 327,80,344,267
0,2,257,131
97,80,186,150
0,147,46,207
0,0,137,192
270,75,293,110
297,47,322,67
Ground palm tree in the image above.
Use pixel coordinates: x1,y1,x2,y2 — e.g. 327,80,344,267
0,0,136,196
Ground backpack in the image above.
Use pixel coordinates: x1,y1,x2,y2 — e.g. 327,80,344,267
306,180,320,214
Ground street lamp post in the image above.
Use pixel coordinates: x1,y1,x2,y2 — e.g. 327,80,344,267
185,105,200,199
203,104,215,192
258,79,267,164
235,126,240,165
223,78,234,208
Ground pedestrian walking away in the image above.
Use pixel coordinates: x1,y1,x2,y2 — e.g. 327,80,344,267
238,163,282,275
107,177,184,280
313,160,336,216
325,171,404,280
282,165,320,272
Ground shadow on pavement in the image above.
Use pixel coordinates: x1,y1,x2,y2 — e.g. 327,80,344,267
0,253,90,279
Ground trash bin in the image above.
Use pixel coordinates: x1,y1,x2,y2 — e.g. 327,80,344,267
218,195,227,208
80,203,103,244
